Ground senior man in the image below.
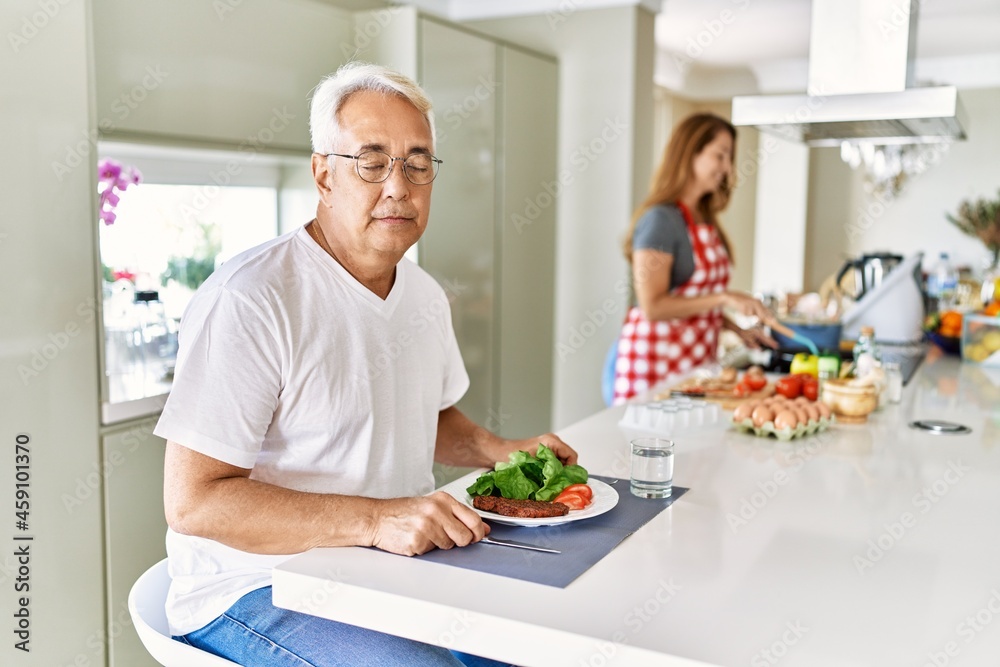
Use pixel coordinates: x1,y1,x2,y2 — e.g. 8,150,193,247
155,62,575,667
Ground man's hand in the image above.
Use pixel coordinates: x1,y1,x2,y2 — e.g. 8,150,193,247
369,491,489,556
435,407,580,468
506,433,578,466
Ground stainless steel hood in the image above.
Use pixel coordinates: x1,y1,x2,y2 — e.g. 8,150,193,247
731,0,967,146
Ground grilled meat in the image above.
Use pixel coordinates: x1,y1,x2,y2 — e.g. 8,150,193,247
472,495,570,518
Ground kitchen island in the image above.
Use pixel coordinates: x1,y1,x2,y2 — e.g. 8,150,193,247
273,352,1000,666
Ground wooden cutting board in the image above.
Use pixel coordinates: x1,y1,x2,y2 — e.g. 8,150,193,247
656,381,775,410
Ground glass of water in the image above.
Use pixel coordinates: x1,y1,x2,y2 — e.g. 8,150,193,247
630,437,674,499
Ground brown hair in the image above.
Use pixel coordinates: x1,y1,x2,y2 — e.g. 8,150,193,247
623,112,737,263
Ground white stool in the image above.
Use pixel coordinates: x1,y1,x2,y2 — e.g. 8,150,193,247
128,559,241,666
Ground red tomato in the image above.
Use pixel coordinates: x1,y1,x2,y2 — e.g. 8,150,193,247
775,375,802,399
553,492,587,511
561,484,593,502
733,383,751,397
743,374,767,391
802,379,819,401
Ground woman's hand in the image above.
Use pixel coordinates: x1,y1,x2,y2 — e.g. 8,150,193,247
723,291,775,323
734,326,779,350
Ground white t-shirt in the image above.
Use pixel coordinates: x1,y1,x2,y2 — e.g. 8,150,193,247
153,225,469,636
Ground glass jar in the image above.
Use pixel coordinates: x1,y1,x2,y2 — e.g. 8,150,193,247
853,326,882,377
883,361,903,404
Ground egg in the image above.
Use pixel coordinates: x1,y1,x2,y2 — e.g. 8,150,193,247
816,402,832,419
774,410,798,430
794,396,811,406
751,405,775,428
794,406,810,424
733,402,755,422
801,404,818,423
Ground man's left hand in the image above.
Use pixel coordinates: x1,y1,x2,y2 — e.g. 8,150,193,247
506,433,578,466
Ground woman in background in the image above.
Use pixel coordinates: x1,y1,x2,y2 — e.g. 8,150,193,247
612,112,775,403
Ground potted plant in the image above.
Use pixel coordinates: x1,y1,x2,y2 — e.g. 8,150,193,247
947,189,1000,303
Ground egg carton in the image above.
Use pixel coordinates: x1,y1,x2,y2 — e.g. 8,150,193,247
619,398,724,436
729,415,835,441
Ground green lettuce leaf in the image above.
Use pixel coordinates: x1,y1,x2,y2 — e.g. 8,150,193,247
465,443,588,502
563,464,588,484
493,464,539,499
466,472,496,497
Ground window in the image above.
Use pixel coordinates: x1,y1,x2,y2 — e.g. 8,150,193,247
98,142,313,423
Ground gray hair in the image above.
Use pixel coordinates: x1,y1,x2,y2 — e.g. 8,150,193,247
309,62,436,156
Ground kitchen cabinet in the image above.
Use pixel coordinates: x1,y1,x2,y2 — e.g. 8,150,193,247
426,23,558,442
366,13,559,443
91,0,354,151
101,418,167,667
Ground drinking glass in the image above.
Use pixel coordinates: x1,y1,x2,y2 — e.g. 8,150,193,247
630,437,674,499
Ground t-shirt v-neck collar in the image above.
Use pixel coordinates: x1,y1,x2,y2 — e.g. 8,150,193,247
296,226,403,316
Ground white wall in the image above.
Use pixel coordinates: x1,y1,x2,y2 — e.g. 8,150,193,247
751,138,809,295
797,87,1000,291
1,1,105,665
803,146,854,292
468,6,656,428
841,87,1000,275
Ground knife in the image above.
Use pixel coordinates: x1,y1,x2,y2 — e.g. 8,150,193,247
480,536,561,554
670,389,705,397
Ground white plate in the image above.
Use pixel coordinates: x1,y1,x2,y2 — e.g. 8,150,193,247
440,470,619,528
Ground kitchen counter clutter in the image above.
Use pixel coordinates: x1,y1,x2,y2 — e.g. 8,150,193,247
273,351,1000,667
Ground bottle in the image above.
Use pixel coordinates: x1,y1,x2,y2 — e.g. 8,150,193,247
927,253,958,312
852,326,881,377
817,352,840,382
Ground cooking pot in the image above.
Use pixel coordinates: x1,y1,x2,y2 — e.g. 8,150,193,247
836,252,904,300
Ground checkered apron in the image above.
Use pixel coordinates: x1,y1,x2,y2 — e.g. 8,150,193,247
612,202,731,403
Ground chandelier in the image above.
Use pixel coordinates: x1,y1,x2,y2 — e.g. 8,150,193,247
840,141,951,199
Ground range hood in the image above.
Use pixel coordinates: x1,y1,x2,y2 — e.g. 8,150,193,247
731,0,967,146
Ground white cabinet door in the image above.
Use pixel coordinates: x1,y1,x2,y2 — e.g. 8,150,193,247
419,18,499,431
102,420,168,667
497,46,558,439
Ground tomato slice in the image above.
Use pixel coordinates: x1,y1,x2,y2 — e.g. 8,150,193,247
733,383,751,397
552,487,590,510
553,493,587,511
561,484,593,501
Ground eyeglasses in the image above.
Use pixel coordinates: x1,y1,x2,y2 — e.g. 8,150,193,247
324,150,443,185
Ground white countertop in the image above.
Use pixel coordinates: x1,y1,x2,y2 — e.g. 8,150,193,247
273,352,1000,666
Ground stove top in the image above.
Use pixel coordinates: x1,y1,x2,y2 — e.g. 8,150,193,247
760,343,927,385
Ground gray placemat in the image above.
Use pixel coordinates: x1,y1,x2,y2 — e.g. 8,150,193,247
414,477,687,588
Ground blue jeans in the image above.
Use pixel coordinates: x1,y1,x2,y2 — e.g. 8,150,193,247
175,586,514,667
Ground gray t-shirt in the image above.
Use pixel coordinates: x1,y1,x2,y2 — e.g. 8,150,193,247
632,204,694,289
